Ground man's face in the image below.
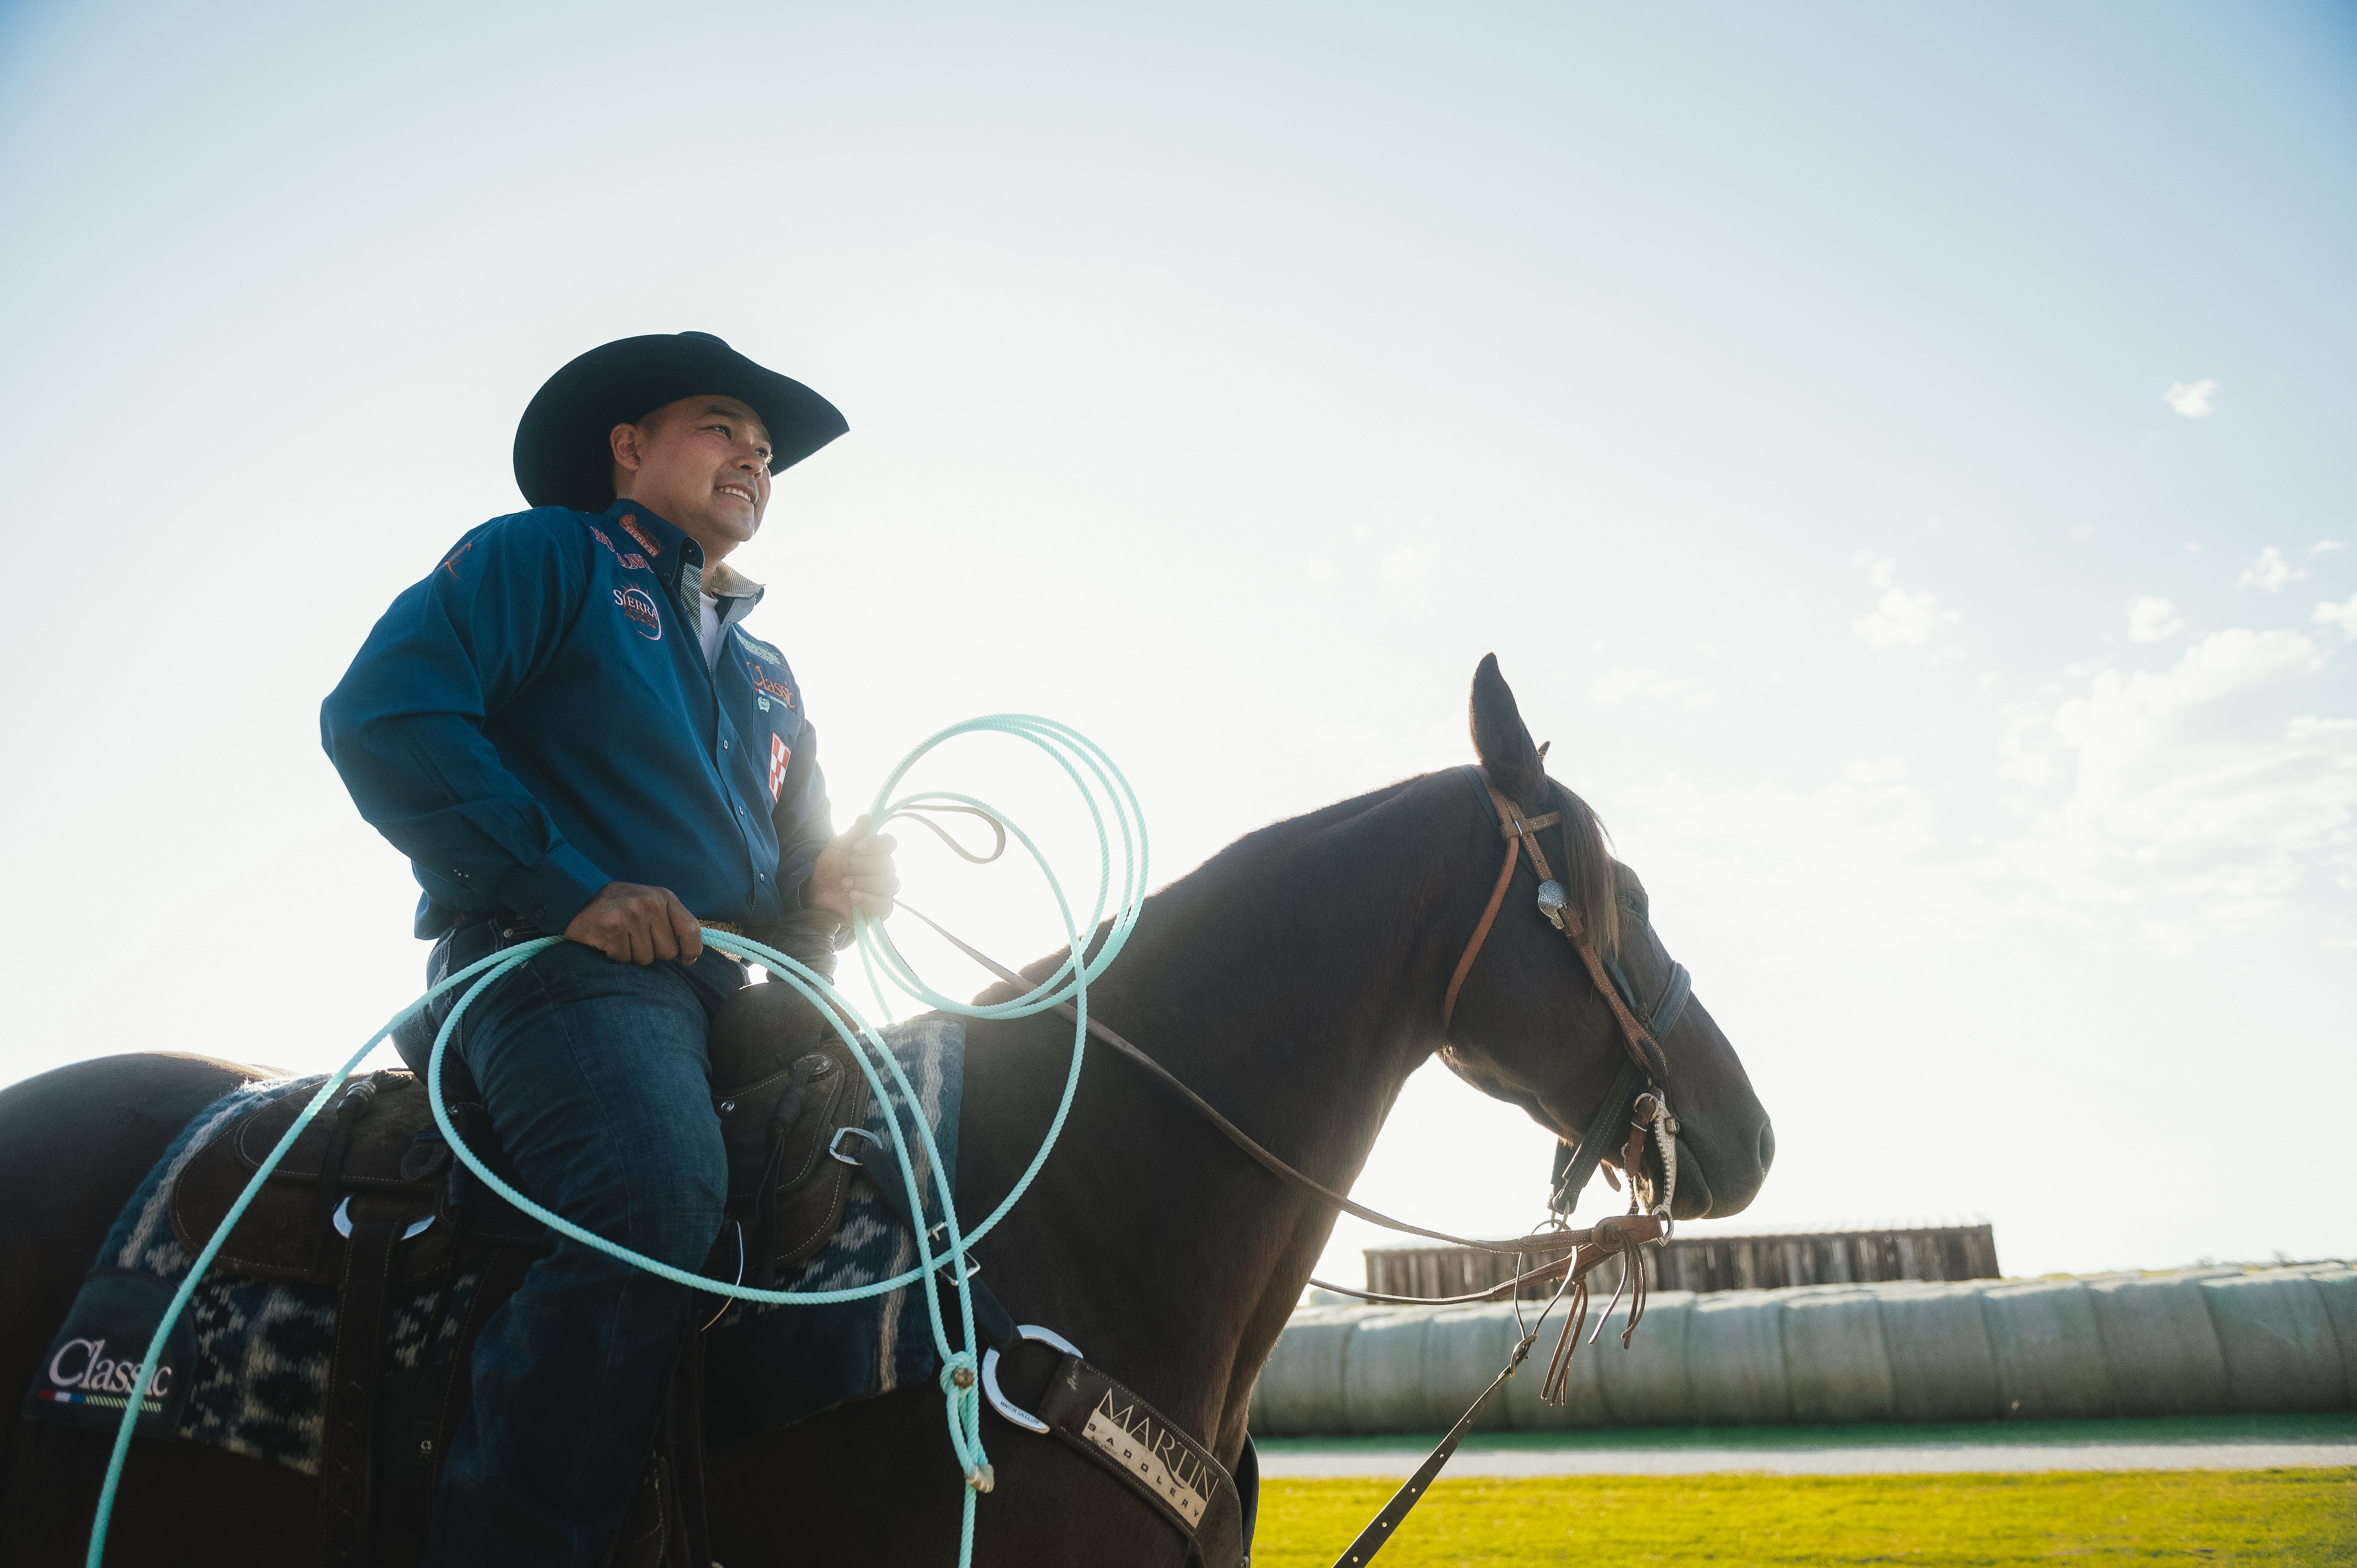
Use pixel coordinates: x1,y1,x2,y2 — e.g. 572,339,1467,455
610,394,774,553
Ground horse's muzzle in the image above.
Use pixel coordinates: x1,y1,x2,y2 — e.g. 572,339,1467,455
1669,1132,1715,1220
1667,1111,1774,1221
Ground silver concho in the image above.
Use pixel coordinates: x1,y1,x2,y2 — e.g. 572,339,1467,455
1534,879,1567,929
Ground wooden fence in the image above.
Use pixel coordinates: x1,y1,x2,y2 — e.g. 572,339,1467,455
1363,1223,2000,1300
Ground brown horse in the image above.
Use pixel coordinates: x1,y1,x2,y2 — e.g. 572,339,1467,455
2,657,1772,1566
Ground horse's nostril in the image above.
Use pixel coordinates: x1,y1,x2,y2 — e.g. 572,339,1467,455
1756,1118,1776,1172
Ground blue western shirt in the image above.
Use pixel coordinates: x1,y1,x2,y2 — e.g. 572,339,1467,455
321,498,832,939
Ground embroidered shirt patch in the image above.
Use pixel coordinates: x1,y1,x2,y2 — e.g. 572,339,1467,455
735,629,788,667
618,514,661,555
768,735,790,802
747,664,797,708
613,586,662,640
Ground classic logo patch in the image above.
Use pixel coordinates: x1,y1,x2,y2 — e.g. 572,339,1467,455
613,586,662,640
36,1338,174,1411
746,663,797,708
618,514,661,556
768,735,790,801
23,1271,196,1437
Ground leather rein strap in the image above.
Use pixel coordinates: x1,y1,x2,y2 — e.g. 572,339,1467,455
899,903,1574,1258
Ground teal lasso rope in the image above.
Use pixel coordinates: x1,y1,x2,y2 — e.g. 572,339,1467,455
85,714,1146,1568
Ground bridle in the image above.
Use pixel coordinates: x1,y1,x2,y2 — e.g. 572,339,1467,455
900,759,1697,1311
1441,765,1694,1230
902,764,1700,1294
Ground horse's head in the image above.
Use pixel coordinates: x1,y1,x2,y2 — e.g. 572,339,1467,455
1435,655,1774,1221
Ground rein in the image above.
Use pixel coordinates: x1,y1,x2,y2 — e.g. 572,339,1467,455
906,763,1695,1271
901,904,1581,1257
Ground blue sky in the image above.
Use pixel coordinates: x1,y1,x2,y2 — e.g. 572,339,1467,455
2,2,2351,1280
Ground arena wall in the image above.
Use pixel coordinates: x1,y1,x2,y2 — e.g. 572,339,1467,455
1247,1263,2357,1434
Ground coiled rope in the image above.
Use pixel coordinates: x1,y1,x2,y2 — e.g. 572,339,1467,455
85,713,1146,1568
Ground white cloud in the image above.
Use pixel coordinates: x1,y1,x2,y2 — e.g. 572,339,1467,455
1997,628,2357,936
1602,626,2356,962
1589,668,1709,706
2237,547,2307,593
2163,379,2217,418
2128,596,2184,643
2317,593,2357,639
1306,558,1335,579
2313,540,2349,554
1378,544,1424,581
1851,556,1961,650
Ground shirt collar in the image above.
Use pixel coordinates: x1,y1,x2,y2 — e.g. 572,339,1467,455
604,497,765,599
704,557,763,598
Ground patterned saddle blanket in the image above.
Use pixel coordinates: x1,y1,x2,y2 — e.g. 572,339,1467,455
25,1014,967,1476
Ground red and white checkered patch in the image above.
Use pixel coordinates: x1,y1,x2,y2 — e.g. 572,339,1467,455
768,734,790,802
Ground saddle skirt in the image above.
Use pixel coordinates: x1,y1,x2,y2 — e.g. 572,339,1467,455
164,1015,877,1290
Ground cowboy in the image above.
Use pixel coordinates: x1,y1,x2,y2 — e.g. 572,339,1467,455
320,331,898,1564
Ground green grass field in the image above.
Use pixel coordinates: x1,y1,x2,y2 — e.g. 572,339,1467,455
1250,1411,2357,1456
1252,1470,2357,1566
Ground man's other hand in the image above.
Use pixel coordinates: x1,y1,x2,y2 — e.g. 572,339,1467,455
564,881,703,964
810,814,899,923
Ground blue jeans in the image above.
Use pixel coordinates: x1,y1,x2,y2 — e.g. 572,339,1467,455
420,932,741,1568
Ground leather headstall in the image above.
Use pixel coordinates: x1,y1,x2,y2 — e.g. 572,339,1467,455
1440,765,1693,1223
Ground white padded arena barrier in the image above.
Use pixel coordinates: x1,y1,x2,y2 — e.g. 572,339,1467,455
1247,1264,2357,1434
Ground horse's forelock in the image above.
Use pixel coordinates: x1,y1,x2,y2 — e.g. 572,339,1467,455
1552,782,1620,959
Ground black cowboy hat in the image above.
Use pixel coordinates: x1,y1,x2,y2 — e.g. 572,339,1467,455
513,331,848,511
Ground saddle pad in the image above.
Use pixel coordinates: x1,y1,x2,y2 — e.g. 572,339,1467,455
24,1075,480,1475
702,1013,967,1444
30,1013,967,1475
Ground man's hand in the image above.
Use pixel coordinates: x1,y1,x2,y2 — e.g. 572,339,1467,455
809,814,899,923
564,881,703,964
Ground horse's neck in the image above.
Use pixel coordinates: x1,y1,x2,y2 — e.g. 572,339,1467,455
1014,779,1473,1441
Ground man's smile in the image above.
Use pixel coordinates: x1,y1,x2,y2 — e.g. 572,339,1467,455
716,482,756,507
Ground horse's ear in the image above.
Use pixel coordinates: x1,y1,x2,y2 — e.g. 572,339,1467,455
1469,654,1546,807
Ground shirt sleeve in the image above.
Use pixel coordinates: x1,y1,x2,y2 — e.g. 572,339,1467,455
319,514,610,933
